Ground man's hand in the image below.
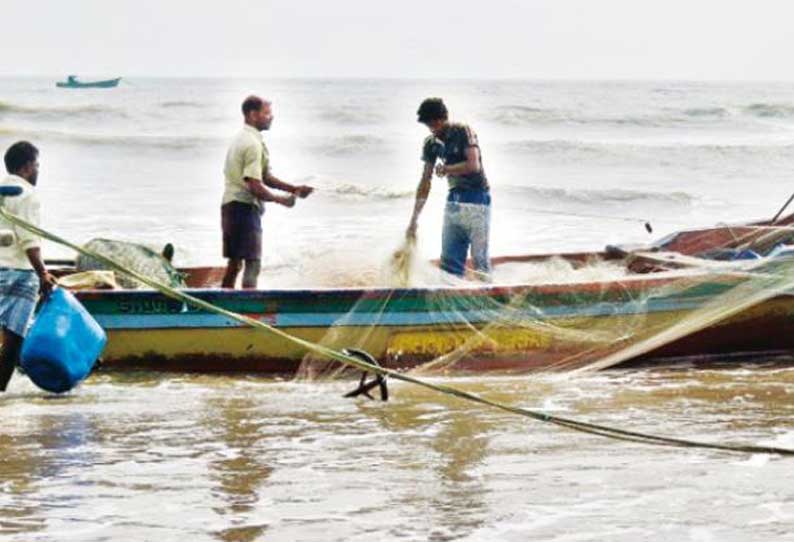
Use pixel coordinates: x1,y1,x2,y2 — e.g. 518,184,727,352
38,271,57,298
294,185,314,198
278,194,296,208
435,164,447,177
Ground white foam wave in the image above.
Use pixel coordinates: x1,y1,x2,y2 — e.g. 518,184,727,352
309,134,389,156
487,103,786,127
492,257,628,285
502,183,695,206
506,138,794,168
682,107,730,118
160,100,207,109
0,127,222,150
0,100,128,119
743,102,794,119
310,178,414,200
318,106,385,125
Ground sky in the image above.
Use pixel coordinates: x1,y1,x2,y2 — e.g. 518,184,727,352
2,0,794,80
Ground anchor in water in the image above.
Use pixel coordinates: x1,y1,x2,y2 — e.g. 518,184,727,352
342,348,388,401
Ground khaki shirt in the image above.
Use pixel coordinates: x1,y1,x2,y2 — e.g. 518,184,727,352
0,174,41,270
222,125,269,212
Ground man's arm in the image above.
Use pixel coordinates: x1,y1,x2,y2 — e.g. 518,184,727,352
264,173,314,199
436,146,481,177
238,144,302,206
25,247,56,297
244,177,295,207
406,162,435,239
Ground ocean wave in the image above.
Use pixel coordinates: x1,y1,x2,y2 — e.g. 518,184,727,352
505,138,794,164
74,133,221,150
0,126,222,150
489,105,553,125
309,134,389,156
330,183,412,199
507,139,608,158
503,184,695,206
488,104,734,127
742,103,794,118
160,100,207,109
490,101,794,126
302,174,691,206
487,105,680,128
318,106,385,125
681,107,730,118
301,177,413,200
0,100,128,119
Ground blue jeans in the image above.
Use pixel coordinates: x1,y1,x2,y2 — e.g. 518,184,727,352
441,196,491,278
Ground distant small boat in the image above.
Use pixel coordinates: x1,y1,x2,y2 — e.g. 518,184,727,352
56,75,121,89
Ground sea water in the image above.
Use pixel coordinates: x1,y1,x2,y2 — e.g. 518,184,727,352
1,78,793,541
2,78,794,286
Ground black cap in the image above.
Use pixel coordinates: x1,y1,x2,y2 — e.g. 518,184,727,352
417,97,448,123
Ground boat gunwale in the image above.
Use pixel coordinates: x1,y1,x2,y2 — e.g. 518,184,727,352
72,268,752,301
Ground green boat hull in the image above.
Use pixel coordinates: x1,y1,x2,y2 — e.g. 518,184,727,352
56,77,121,88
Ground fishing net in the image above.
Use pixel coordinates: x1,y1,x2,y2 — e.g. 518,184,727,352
296,220,794,379
50,214,794,378
75,238,186,289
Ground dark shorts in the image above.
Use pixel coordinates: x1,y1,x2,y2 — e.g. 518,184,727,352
221,202,262,260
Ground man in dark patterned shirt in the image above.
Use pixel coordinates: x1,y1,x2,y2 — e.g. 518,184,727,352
406,97,491,279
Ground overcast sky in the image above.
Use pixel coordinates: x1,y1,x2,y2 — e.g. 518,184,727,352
2,0,793,80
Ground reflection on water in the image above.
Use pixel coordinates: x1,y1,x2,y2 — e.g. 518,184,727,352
0,396,99,538
201,394,272,542
0,366,793,541
428,410,489,541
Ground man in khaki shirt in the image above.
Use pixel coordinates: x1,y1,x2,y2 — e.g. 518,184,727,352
221,95,313,288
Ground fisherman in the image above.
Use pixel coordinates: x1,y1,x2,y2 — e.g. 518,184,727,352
406,98,492,279
0,142,57,391
221,95,314,289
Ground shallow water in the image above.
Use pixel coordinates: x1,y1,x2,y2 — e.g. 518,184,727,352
1,366,793,541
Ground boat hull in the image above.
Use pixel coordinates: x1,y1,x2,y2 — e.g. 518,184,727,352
74,272,794,374
56,78,121,88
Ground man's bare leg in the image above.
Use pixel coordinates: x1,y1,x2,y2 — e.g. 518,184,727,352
241,259,261,289
0,329,22,392
222,258,242,288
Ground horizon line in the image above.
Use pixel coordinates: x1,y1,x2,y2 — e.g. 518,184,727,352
4,74,794,84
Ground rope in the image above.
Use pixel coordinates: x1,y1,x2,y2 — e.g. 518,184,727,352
3,206,794,457
772,191,794,224
520,206,655,232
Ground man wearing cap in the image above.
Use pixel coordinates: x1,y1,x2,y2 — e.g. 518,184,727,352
0,141,57,391
221,95,314,289
406,97,491,279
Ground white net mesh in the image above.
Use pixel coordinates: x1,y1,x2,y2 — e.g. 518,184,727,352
296,220,794,379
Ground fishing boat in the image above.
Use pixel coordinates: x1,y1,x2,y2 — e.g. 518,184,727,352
47,215,794,374
56,75,121,89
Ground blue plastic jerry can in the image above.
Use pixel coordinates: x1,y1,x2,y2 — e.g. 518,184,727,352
20,288,106,393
